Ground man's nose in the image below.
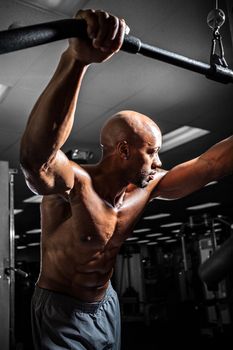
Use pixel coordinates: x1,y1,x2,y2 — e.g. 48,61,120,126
152,154,162,169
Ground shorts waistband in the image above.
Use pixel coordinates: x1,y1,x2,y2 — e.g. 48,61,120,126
33,282,115,314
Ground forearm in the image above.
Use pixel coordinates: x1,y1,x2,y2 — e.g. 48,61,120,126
20,48,88,169
201,135,233,180
152,135,233,201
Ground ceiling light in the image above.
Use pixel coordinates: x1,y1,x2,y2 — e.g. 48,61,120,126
160,222,182,227
17,245,27,250
133,228,151,233
17,0,63,11
166,239,177,243
157,236,172,240
26,229,41,234
171,229,180,233
146,233,163,238
137,240,150,244
126,237,139,241
14,209,23,215
160,126,210,153
23,195,43,203
16,0,82,16
27,242,40,247
0,84,11,103
187,202,220,210
147,242,158,246
143,213,171,220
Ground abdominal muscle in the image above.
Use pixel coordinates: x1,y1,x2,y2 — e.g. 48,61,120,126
37,224,120,302
36,175,152,302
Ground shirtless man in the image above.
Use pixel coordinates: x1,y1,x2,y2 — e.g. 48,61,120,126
20,9,233,350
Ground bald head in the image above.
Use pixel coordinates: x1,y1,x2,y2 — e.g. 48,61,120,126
100,110,161,156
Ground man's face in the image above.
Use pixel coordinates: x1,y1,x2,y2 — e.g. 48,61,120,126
129,131,162,188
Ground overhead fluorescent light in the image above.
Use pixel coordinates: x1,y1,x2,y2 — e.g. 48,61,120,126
27,242,40,247
146,233,163,238
187,202,220,210
160,222,182,228
17,245,27,250
137,239,150,244
23,195,43,203
144,213,171,220
126,237,139,241
213,228,222,232
0,84,11,103
204,230,222,236
26,229,41,234
171,229,181,233
157,236,172,240
14,209,23,215
166,239,177,243
17,0,64,14
160,126,210,153
16,0,85,16
147,242,158,246
133,228,151,233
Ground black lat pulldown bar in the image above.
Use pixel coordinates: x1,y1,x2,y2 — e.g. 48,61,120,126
0,19,233,84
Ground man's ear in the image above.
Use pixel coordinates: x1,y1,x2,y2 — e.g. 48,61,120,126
117,140,130,160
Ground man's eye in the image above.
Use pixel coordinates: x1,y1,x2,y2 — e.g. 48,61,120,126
148,147,160,157
148,151,155,157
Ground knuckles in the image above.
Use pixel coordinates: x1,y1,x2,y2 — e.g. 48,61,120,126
76,8,126,40
71,8,128,60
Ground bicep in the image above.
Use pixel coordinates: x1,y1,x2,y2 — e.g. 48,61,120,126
152,156,214,200
21,150,75,195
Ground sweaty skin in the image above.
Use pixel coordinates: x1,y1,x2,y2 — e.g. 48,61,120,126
20,10,233,302
35,111,165,302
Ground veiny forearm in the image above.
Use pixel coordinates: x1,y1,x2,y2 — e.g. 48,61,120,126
152,135,233,201
201,135,233,180
20,49,88,169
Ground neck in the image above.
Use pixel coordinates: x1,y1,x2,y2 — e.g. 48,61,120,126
95,158,129,208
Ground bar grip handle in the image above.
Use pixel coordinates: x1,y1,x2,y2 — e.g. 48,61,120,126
0,19,85,54
0,18,232,83
0,19,141,55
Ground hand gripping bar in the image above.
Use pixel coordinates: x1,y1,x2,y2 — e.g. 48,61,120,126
0,19,233,84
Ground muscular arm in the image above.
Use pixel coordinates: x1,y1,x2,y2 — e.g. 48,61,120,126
20,9,127,195
20,51,87,194
151,135,233,200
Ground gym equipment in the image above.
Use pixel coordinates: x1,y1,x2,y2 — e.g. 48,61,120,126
0,12,232,84
199,224,233,288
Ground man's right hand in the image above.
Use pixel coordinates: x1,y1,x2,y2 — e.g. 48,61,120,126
67,9,129,65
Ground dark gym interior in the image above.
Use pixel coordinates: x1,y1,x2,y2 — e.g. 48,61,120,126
0,0,233,349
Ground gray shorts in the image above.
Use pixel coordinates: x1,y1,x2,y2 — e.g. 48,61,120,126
31,282,121,350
